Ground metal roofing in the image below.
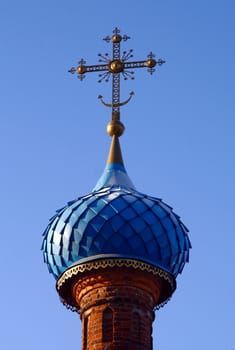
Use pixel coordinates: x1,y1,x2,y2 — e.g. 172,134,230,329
93,163,135,191
42,165,191,280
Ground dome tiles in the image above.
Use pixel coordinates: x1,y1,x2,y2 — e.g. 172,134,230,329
42,146,191,280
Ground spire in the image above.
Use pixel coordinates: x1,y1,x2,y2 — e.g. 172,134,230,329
106,135,123,165
106,111,125,166
68,27,165,191
93,114,135,191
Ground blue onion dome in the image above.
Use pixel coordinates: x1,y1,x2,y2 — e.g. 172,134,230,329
42,134,191,283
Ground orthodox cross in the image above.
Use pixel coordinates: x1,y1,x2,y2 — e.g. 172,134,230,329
69,27,165,121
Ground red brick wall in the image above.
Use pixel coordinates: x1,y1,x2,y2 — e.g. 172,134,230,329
73,266,162,350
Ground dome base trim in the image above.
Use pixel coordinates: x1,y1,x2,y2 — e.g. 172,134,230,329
56,257,176,312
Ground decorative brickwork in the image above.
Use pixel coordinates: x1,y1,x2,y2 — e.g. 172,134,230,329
57,258,175,311
70,264,162,350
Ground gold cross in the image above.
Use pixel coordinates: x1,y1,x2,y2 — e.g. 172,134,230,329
69,27,165,119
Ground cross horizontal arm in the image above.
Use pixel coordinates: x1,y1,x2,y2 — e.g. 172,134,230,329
124,60,147,69
124,58,165,70
69,63,109,77
83,64,109,73
68,61,110,80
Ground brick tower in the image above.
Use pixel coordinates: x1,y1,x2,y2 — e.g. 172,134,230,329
42,28,191,350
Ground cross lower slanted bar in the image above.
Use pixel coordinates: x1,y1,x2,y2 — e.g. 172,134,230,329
69,27,165,118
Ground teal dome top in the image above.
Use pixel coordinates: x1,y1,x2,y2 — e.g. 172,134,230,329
42,136,191,280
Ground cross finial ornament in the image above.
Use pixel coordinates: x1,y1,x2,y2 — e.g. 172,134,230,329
69,28,165,136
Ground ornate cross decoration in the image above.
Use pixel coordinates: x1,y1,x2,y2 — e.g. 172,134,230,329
69,27,165,120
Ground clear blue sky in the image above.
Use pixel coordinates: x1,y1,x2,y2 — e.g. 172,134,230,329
1,0,234,349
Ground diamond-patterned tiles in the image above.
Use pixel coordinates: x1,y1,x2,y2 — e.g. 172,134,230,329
42,185,191,279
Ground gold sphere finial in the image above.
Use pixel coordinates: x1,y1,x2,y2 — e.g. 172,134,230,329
112,34,122,43
146,58,156,68
107,120,125,137
77,65,86,74
108,60,124,73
